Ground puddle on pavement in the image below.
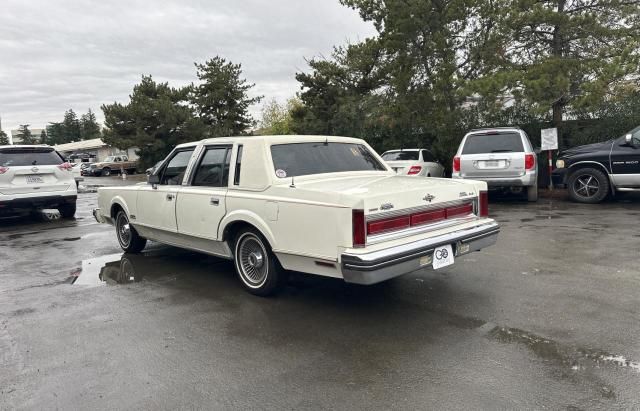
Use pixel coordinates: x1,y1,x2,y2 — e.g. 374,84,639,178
489,326,640,374
71,253,155,286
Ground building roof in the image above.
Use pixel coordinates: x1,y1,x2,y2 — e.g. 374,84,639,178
53,138,106,152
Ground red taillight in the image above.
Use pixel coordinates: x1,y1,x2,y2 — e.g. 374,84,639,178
445,203,474,218
352,210,366,248
367,215,410,235
411,209,446,226
478,191,489,217
453,156,461,172
0,166,8,174
525,154,535,170
407,166,422,175
58,162,73,171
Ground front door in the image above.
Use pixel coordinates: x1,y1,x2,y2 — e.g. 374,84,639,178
136,148,195,232
610,132,640,188
176,145,232,240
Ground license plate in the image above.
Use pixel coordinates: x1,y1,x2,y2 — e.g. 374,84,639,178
432,244,454,270
483,160,500,167
26,175,44,184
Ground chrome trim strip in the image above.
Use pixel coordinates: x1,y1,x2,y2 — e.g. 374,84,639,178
367,198,475,221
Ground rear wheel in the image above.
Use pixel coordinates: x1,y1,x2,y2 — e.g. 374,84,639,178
567,167,609,204
115,211,147,253
233,229,285,296
58,203,76,218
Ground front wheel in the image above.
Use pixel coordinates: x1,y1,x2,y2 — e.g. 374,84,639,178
233,229,285,296
567,167,609,204
115,211,147,253
101,168,111,177
59,203,76,218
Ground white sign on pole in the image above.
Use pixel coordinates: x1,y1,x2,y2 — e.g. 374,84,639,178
541,128,558,151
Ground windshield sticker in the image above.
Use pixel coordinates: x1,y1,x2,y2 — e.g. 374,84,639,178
275,169,287,178
350,147,362,157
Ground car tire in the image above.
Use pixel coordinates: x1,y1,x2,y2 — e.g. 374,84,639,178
58,203,76,218
233,228,285,296
526,184,538,202
567,167,609,204
102,168,111,177
115,211,147,253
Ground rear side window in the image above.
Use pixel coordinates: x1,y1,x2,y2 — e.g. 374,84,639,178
382,151,419,161
421,150,436,162
233,145,243,185
0,148,64,167
462,133,524,154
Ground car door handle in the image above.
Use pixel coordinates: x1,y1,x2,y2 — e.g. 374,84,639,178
210,197,220,206
166,194,174,201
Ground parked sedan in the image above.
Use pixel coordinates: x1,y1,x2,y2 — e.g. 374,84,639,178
381,149,445,177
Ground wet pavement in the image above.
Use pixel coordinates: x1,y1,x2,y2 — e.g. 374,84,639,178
1,178,639,409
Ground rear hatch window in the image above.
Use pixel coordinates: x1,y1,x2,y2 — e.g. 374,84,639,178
0,147,64,166
382,151,419,161
462,133,524,154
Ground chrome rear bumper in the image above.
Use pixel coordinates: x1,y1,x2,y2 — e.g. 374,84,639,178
341,221,500,285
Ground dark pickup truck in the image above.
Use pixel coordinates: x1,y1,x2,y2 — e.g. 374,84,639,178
553,125,640,203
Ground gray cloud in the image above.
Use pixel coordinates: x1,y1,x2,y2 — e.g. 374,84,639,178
0,0,375,131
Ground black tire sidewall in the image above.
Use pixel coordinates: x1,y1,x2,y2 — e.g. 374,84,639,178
568,168,609,203
115,211,146,253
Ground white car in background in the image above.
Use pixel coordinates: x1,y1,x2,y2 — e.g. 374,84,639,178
382,149,446,177
0,145,77,217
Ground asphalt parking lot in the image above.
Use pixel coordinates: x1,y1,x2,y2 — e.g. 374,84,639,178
1,177,639,410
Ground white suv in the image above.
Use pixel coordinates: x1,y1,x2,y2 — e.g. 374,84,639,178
0,145,77,217
452,128,538,202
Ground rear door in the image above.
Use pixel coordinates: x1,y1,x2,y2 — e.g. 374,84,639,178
459,132,526,178
136,148,195,232
0,147,73,195
176,145,232,240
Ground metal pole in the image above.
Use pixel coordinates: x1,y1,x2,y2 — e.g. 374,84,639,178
548,150,554,191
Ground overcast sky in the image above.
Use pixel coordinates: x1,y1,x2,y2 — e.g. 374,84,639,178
0,0,376,132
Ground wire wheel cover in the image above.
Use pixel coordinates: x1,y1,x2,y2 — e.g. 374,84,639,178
237,234,269,286
116,214,132,247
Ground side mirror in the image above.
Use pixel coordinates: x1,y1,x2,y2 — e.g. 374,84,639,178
148,174,160,187
625,134,634,146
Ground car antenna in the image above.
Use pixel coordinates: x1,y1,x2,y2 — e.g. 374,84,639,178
324,135,329,146
290,176,296,188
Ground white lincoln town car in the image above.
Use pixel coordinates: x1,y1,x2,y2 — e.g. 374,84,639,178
93,135,499,295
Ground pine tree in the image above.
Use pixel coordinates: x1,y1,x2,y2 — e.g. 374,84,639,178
62,109,81,143
80,109,101,140
0,129,9,145
40,130,48,145
17,124,36,145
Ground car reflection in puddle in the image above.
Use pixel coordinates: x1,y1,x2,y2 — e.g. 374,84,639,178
72,253,143,286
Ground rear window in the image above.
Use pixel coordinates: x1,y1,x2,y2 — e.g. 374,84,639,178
462,133,524,154
382,151,419,161
271,142,386,178
0,148,64,167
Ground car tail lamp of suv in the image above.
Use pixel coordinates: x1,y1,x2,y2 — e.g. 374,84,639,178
453,156,461,172
0,166,8,174
407,166,422,175
525,153,536,170
57,162,74,171
478,191,489,217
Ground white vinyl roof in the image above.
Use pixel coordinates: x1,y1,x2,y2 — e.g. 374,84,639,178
53,138,106,152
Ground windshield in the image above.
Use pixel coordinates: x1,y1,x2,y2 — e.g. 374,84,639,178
462,132,524,154
382,151,419,161
0,148,64,167
104,156,115,162
271,142,386,178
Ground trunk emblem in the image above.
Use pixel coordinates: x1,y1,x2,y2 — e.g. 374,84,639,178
31,166,39,173
423,194,436,203
380,203,394,211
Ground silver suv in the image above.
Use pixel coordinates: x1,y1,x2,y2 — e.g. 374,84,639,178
0,145,77,217
452,127,538,202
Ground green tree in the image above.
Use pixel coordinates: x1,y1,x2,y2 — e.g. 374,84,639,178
102,75,205,169
40,130,48,145
498,0,640,135
17,124,36,145
190,57,262,136
80,109,101,140
0,129,9,145
46,122,65,145
258,97,303,135
62,109,81,142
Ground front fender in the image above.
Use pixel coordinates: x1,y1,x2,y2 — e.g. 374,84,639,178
109,196,131,218
218,210,277,249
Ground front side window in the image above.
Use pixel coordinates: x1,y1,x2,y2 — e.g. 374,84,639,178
159,149,194,185
462,133,524,154
192,147,231,187
271,142,386,178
